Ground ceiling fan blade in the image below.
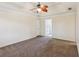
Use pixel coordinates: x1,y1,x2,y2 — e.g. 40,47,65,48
30,8,37,11
30,2,40,11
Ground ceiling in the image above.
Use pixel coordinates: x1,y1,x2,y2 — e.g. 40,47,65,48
39,2,76,17
0,2,77,16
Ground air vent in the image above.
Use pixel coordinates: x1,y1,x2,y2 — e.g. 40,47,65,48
68,8,72,10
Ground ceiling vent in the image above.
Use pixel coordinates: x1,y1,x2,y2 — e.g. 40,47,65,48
68,8,72,11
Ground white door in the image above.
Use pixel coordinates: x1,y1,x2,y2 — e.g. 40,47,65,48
45,19,53,37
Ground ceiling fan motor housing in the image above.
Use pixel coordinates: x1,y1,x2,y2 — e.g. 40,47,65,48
37,3,40,8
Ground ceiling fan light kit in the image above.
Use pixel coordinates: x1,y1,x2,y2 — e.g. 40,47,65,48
31,2,48,13
37,8,42,12
37,4,48,13
39,5,48,12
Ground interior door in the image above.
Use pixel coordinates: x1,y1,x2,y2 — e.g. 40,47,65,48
45,19,53,37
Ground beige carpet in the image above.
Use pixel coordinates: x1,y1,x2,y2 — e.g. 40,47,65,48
0,36,78,57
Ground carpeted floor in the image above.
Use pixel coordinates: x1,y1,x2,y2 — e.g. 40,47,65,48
0,36,78,57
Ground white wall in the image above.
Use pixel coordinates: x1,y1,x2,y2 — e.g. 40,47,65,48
40,12,76,41
76,3,79,54
0,11,39,47
52,12,75,41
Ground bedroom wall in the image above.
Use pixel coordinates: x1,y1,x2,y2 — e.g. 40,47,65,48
0,11,39,47
52,12,75,41
76,3,79,54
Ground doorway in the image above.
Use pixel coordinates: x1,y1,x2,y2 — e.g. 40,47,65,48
45,19,53,37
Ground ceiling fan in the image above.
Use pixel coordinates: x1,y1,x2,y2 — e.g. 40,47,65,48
30,2,48,13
